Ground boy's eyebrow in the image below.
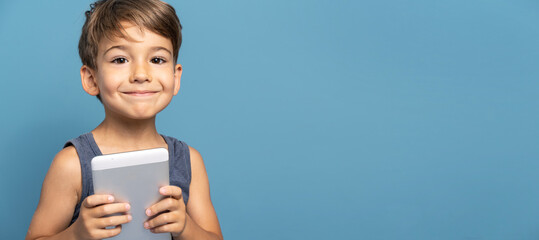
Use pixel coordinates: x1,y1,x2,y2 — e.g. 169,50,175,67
103,45,127,56
103,45,172,56
150,46,173,56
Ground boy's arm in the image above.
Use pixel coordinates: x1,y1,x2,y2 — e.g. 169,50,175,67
180,146,223,240
26,146,132,240
25,146,81,240
136,146,224,239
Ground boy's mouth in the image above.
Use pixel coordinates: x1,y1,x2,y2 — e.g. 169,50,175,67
122,90,159,97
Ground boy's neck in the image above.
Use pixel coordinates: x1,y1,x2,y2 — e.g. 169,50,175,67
91,111,167,154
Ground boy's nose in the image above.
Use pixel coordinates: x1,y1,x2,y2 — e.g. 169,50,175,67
130,64,151,83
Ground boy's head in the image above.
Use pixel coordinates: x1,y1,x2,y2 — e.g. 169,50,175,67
78,0,184,118
79,0,182,71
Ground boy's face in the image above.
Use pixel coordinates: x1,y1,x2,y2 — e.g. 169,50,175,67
81,22,182,120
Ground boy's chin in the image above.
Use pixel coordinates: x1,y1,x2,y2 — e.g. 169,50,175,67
105,108,163,121
125,110,163,120
129,115,157,120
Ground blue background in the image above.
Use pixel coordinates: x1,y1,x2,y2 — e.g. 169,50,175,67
1,0,538,239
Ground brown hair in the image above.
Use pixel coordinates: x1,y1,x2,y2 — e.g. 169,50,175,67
78,0,182,70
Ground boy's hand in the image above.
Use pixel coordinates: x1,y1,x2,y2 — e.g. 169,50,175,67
144,186,187,238
72,194,132,240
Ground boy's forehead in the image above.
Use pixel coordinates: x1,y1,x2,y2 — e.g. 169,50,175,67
98,22,173,54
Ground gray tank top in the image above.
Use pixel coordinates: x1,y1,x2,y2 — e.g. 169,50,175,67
64,132,191,225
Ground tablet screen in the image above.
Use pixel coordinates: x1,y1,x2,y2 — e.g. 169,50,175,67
92,148,171,240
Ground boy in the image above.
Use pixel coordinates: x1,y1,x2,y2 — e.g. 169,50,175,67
25,0,223,239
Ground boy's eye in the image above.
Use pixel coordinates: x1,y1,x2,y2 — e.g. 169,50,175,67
151,58,166,64
111,58,127,64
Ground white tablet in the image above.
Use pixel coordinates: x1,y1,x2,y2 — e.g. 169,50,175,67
91,148,171,240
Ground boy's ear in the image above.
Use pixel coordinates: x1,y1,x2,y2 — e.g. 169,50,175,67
80,65,100,96
173,64,182,95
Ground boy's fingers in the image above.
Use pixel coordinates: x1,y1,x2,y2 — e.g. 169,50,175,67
93,203,131,217
144,186,183,217
146,197,182,217
144,211,180,229
98,225,123,239
159,186,182,199
149,223,176,234
83,194,114,208
96,214,132,228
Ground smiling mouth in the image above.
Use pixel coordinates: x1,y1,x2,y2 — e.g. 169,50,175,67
122,91,159,97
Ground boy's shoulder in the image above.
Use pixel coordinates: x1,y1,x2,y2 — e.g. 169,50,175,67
43,146,82,200
50,146,81,181
51,145,80,170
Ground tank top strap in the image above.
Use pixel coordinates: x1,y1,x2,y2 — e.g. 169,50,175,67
161,134,192,203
